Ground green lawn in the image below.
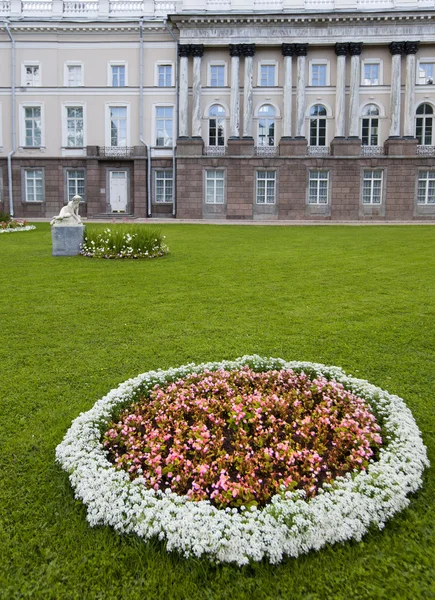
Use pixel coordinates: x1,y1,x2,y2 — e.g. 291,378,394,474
1,223,434,600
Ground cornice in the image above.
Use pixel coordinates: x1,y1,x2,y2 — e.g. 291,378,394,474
2,21,166,33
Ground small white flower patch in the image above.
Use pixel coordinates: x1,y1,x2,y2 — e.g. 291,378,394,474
0,225,36,234
55,356,429,565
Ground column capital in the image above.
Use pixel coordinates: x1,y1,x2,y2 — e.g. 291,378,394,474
293,43,308,57
348,42,363,56
229,44,244,57
282,43,295,57
241,43,256,57
389,41,405,56
191,44,204,58
335,43,348,57
178,44,191,58
404,41,419,55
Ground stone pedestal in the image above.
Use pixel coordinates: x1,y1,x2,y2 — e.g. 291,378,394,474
176,137,204,157
384,138,418,156
227,138,255,157
51,225,84,256
331,137,362,156
279,137,308,156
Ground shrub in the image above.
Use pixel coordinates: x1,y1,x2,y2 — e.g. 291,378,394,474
0,211,11,223
80,225,169,259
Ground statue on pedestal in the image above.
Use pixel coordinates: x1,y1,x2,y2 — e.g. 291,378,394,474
50,195,82,226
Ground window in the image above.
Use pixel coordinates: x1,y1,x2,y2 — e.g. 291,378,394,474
66,170,85,201
24,169,43,202
309,171,329,204
157,64,172,87
362,170,383,205
209,64,225,87
155,170,173,203
23,64,40,87
258,104,275,147
363,63,380,85
362,104,379,146
417,171,435,204
206,170,225,204
110,64,126,87
418,61,435,85
259,64,276,87
65,64,83,87
309,104,327,147
256,171,276,204
110,107,127,147
416,104,434,145
24,106,42,147
66,107,84,147
156,106,173,147
208,105,225,146
311,64,327,86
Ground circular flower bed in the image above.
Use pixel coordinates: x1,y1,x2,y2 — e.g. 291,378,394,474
0,219,35,233
56,356,429,565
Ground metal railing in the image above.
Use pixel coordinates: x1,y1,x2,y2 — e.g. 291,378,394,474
361,145,385,156
204,146,227,156
417,145,435,156
307,146,330,157
255,146,279,157
98,146,135,158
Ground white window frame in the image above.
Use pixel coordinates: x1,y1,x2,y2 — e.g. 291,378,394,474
107,61,128,87
65,168,86,203
23,168,44,203
258,61,278,87
308,170,329,205
105,103,130,148
417,58,435,85
64,62,84,87
362,170,383,205
21,62,41,87
208,61,227,87
417,170,435,204
361,59,383,86
62,103,86,149
154,169,173,203
309,59,330,87
155,62,174,87
154,104,174,148
20,102,44,148
256,170,276,204
205,169,225,204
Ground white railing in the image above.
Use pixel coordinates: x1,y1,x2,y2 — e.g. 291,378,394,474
361,145,385,156
22,0,52,15
357,0,395,7
63,1,98,15
253,0,283,8
0,0,10,15
308,146,330,156
255,146,279,157
154,0,177,15
205,0,231,9
304,0,335,9
417,145,435,156
204,146,227,156
109,0,144,14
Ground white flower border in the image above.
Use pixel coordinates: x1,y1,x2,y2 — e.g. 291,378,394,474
0,225,36,234
55,356,429,565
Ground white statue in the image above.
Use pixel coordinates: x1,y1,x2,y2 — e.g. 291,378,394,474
51,195,82,226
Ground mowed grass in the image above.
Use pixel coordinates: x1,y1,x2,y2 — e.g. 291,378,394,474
1,223,434,600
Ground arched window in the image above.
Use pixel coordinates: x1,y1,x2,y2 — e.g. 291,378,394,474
258,104,275,147
208,105,225,147
362,104,379,146
309,104,327,146
416,104,434,146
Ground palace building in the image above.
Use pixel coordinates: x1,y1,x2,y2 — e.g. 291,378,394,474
1,0,435,221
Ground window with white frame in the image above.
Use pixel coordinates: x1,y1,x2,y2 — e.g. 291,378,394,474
66,169,85,201
205,170,225,204
259,64,276,87
23,106,42,147
65,64,83,87
209,64,225,87
110,106,127,147
309,104,327,147
155,106,173,147
155,170,173,203
23,63,40,87
417,171,435,204
157,64,173,87
362,170,383,205
256,171,276,204
362,61,381,85
416,104,434,145
110,64,126,87
418,61,435,85
310,63,328,86
66,107,84,147
309,171,329,204
361,104,379,146
24,169,43,202
258,104,275,147
208,105,225,146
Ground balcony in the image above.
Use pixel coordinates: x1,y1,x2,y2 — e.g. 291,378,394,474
255,146,279,157
97,146,135,158
417,145,435,156
308,146,330,157
361,146,385,157
204,146,227,156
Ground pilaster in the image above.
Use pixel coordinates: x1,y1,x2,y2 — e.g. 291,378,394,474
389,41,405,138
334,43,347,139
229,44,243,139
404,41,419,138
191,44,204,139
348,42,362,139
282,44,294,139
294,44,308,139
242,44,256,139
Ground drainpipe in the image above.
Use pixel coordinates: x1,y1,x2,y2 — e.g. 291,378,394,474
163,19,178,217
4,22,15,217
139,18,152,218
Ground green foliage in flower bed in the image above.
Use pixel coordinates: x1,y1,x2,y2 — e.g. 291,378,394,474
81,224,168,258
0,210,11,222
1,223,435,599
